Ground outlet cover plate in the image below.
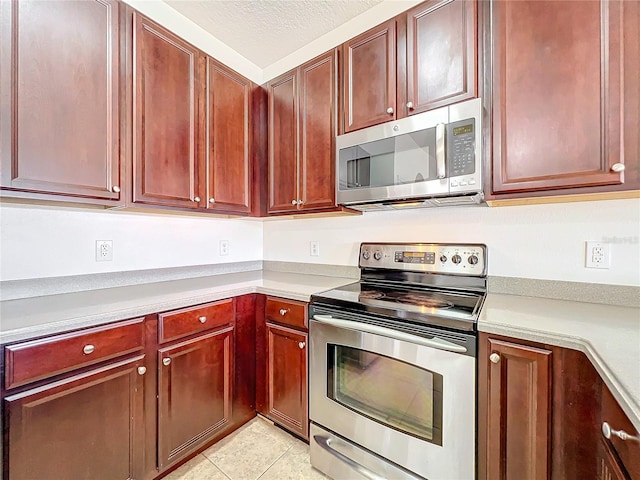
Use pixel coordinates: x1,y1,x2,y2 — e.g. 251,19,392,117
220,240,229,256
96,240,113,262
585,241,610,269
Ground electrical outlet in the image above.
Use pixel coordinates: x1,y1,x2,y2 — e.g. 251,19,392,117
220,240,229,256
310,241,320,257
585,241,610,269
96,240,113,262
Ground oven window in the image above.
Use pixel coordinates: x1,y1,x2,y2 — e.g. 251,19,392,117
327,345,443,445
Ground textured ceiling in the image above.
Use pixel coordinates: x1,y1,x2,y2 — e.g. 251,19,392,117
164,0,384,68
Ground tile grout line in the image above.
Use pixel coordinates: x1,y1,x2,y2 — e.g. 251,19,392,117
255,443,296,480
201,454,233,480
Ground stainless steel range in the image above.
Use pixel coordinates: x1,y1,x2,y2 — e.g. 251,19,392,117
309,242,487,480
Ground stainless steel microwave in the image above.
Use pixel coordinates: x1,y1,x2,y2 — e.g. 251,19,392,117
336,98,482,210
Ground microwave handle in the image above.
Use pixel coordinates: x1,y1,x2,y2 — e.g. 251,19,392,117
436,123,446,179
312,314,467,354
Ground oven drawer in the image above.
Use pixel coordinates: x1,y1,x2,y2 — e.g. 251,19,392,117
158,299,234,344
5,317,144,389
265,297,307,330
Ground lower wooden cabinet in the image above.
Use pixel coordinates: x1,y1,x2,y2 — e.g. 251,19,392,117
4,355,145,480
157,326,234,469
265,323,308,439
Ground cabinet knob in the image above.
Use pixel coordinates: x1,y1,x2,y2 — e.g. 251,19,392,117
298,200,304,205
162,358,171,366
111,185,121,193
209,198,215,204
299,341,306,349
198,316,207,324
406,102,414,110
280,309,288,316
610,163,625,173
83,345,95,355
291,200,298,205
602,422,639,442
386,107,394,115
194,196,201,203
137,366,147,375
489,353,501,364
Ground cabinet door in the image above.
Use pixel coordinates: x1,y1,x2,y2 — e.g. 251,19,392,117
404,0,476,115
598,438,630,480
299,50,337,210
206,59,252,214
266,323,308,439
133,13,204,209
268,71,299,213
343,20,396,132
489,0,637,194
0,0,123,203
4,356,145,480
158,327,233,470
480,337,552,480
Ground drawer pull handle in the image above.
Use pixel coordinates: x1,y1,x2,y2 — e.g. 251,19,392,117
489,353,501,364
199,316,207,323
137,366,146,375
299,341,306,349
602,422,640,442
280,309,288,316
162,358,171,366
83,345,95,355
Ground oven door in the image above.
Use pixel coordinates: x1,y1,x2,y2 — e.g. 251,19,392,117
309,314,475,480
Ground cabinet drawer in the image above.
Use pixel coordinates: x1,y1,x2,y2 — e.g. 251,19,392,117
265,297,307,330
5,317,144,390
158,299,234,344
601,385,640,479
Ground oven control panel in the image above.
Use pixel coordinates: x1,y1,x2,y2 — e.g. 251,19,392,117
359,243,487,276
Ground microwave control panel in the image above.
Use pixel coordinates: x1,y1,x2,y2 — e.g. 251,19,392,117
446,118,476,178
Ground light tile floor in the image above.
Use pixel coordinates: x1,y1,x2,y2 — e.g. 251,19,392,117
164,417,329,480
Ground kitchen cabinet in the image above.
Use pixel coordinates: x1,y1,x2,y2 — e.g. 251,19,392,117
257,296,309,439
342,0,477,132
0,0,125,205
205,58,253,214
155,299,235,471
2,319,147,480
267,49,337,214
485,0,640,197
132,12,205,209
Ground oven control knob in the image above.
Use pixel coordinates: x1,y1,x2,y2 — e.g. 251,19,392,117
374,251,382,261
451,254,462,264
362,251,371,260
468,255,479,265
440,255,447,263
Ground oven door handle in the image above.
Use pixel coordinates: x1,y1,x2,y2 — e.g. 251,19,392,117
313,434,389,480
312,314,467,353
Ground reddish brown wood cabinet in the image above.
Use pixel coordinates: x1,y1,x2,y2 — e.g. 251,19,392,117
342,0,477,132
205,59,253,214
0,0,125,204
485,0,640,196
157,327,234,470
480,336,552,480
132,13,204,209
267,50,337,214
343,20,397,132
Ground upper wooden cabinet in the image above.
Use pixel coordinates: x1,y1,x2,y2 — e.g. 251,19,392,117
342,1,477,132
486,0,640,196
0,0,124,204
132,12,204,209
267,49,337,214
402,0,476,115
343,20,396,132
205,59,253,214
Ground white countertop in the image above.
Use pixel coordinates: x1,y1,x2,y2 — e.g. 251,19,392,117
0,271,354,345
479,293,640,432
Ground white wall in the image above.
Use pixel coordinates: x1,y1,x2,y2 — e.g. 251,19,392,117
263,199,640,286
0,204,262,281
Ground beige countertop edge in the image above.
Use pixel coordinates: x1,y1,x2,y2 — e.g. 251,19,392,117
478,321,640,433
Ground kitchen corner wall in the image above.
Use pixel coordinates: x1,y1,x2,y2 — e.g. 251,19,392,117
0,204,262,281
263,198,640,287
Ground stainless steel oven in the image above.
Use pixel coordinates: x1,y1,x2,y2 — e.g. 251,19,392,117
309,242,486,480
